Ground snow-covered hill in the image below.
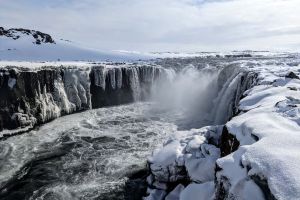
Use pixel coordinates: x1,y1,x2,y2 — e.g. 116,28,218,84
1,27,293,62
0,27,149,61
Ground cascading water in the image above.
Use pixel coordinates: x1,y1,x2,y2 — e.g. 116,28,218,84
128,67,142,101
0,59,256,200
150,64,252,129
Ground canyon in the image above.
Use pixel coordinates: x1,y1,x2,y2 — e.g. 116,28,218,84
0,53,300,200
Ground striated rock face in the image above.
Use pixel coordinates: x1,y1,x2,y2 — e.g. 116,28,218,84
0,64,171,132
0,67,91,131
90,65,167,107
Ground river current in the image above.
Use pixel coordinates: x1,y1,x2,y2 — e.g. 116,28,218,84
0,102,190,200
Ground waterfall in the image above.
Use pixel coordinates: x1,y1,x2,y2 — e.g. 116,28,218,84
210,66,242,124
150,64,255,129
90,65,174,108
128,67,142,101
211,66,256,124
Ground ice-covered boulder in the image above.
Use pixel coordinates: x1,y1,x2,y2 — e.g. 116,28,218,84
145,126,222,199
285,71,299,79
180,182,215,200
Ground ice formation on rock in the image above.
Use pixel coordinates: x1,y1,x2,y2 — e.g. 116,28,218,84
0,63,173,132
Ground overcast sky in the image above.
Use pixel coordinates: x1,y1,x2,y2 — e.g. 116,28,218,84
1,0,300,52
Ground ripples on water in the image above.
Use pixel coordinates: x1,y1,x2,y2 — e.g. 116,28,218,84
0,102,180,200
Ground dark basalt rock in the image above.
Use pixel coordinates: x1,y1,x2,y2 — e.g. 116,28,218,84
251,175,277,200
215,173,231,200
90,66,162,108
0,65,167,132
285,71,300,79
219,125,240,157
0,68,61,131
0,27,55,45
90,67,134,108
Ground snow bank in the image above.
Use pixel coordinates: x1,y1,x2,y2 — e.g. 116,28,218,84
0,29,149,62
180,182,215,200
146,55,300,200
216,62,300,199
144,126,222,199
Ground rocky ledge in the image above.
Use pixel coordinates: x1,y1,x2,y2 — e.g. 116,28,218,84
0,62,171,135
145,58,300,200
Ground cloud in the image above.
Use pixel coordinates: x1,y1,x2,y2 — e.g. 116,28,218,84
0,0,300,51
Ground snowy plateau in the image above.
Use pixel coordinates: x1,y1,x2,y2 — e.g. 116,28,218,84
1,27,300,200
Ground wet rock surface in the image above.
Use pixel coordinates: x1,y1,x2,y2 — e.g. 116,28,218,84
0,64,170,132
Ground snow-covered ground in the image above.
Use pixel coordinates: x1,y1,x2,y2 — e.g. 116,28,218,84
217,60,300,200
0,60,158,70
145,56,300,200
0,27,151,62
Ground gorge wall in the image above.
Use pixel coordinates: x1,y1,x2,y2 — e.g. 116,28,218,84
0,63,172,133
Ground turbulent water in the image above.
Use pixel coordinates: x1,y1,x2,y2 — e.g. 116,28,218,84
0,61,254,200
0,103,180,200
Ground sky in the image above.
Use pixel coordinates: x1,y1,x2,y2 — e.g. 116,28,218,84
1,0,300,52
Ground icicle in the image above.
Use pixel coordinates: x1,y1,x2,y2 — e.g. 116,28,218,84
108,69,116,90
115,68,123,89
94,66,107,90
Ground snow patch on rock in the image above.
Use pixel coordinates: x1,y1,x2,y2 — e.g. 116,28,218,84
216,59,300,199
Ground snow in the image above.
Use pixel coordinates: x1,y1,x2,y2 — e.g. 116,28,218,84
216,59,300,199
148,126,222,184
0,33,150,61
165,184,184,200
2,28,297,62
2,44,300,199
144,189,167,200
180,182,215,200
0,60,93,69
147,55,300,199
116,50,298,59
